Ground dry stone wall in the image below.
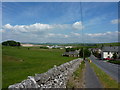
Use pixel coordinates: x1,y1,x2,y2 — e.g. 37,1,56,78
8,58,83,89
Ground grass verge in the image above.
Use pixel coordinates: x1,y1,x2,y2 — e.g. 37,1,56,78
107,60,120,65
89,60,119,88
67,61,85,88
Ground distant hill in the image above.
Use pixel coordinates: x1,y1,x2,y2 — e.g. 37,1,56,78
21,42,120,46
96,42,120,46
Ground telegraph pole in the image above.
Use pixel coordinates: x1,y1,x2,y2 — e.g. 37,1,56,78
80,2,85,60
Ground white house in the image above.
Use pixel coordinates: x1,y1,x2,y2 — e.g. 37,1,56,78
46,45,64,49
101,46,119,59
91,48,102,54
65,46,73,49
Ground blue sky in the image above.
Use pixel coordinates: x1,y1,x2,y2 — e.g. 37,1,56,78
2,2,119,43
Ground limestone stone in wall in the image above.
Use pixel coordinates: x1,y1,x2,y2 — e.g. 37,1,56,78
8,58,83,89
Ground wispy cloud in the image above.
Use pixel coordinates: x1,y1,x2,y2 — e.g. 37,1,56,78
111,19,120,24
86,31,118,37
2,27,118,43
71,32,80,36
47,33,69,38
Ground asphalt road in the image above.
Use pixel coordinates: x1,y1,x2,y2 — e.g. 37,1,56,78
89,55,120,82
85,61,103,88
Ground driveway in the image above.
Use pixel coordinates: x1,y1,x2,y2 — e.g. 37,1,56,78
89,55,120,82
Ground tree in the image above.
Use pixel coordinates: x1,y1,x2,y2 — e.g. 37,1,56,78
93,51,101,58
40,47,49,49
79,48,91,59
79,48,84,57
112,53,117,59
98,53,101,58
2,40,21,46
17,42,21,46
65,48,76,52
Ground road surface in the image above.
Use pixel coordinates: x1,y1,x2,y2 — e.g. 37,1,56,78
89,55,120,82
84,61,103,88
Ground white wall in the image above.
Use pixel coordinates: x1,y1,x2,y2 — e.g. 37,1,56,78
103,52,114,58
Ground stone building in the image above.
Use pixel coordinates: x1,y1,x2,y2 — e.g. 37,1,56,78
62,50,79,57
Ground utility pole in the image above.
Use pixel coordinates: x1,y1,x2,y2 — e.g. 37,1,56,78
80,2,85,60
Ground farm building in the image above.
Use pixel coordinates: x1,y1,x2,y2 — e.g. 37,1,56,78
62,50,79,57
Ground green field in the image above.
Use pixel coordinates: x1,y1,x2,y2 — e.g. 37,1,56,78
2,46,76,88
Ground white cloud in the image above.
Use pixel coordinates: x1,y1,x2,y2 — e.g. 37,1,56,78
86,31,118,37
2,29,118,43
3,21,83,33
47,33,69,38
3,23,53,33
2,21,84,38
72,21,84,30
71,32,80,36
111,19,120,24
3,22,118,43
4,24,13,29
64,35,69,38
86,33,105,37
52,24,70,30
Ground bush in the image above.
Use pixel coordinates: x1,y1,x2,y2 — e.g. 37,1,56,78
108,60,120,65
2,40,21,46
112,53,117,59
40,47,49,49
93,51,101,58
65,48,77,52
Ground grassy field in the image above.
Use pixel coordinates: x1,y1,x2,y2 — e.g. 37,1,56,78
2,46,76,88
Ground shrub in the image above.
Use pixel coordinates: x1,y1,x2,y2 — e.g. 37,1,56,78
2,40,21,46
112,53,117,59
65,48,77,52
40,47,49,49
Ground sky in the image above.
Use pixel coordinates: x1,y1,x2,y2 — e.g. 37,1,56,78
1,2,119,43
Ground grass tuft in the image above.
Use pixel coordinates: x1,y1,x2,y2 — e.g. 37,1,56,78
107,60,120,65
73,61,85,78
67,61,85,88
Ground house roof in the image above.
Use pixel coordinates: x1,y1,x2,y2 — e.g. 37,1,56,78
102,46,119,52
63,51,79,55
